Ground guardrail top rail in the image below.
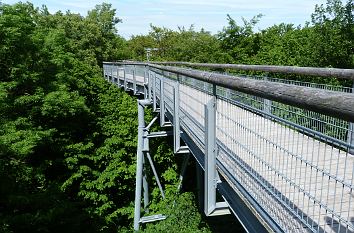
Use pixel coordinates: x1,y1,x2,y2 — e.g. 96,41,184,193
103,61,354,233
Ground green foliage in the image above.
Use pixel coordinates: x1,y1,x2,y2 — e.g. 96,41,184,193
141,192,210,233
1,0,353,232
0,2,135,232
128,25,233,63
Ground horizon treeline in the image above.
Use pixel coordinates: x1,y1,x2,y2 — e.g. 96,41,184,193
0,0,353,233
127,0,353,69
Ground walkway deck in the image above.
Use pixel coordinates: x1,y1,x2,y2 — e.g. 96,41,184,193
108,66,354,233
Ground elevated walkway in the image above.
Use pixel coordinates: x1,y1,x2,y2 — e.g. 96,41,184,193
103,62,354,233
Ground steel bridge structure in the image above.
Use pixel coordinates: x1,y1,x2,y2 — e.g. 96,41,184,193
103,61,354,233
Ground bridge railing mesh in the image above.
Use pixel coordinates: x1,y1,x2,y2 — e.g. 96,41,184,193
103,62,354,233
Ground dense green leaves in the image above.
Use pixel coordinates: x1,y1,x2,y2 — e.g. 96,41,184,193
1,0,353,232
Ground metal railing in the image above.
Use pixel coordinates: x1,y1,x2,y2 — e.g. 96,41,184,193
103,61,354,233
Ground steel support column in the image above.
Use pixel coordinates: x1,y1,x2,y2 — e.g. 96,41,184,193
133,99,151,231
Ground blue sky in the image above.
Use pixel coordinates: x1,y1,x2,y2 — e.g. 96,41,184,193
3,0,333,38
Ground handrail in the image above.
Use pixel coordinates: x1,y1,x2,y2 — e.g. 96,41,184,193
152,61,354,80
103,61,354,80
103,61,354,122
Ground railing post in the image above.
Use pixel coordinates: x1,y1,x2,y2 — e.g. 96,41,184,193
348,82,354,154
160,75,165,126
173,77,180,153
204,86,217,216
123,65,127,91
263,77,272,115
103,64,106,80
204,85,230,216
110,64,113,83
115,65,119,86
144,65,148,97
148,68,153,101
153,73,157,112
133,65,137,94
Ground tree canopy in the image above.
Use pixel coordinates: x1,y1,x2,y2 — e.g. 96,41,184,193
0,0,353,232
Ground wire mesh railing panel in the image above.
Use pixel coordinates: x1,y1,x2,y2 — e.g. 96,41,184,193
135,65,146,78
163,80,174,114
178,77,213,153
215,86,354,233
103,62,354,233
155,75,161,99
216,72,353,146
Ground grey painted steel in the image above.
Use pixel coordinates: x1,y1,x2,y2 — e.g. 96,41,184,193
142,155,149,211
104,61,354,122
348,82,354,154
152,74,157,112
177,154,190,192
178,117,271,232
149,64,354,122
148,70,152,100
110,65,113,83
104,62,354,233
116,66,119,86
173,81,181,153
151,61,354,80
107,61,354,81
144,66,148,97
146,152,165,199
348,123,354,154
204,98,217,215
196,163,204,212
140,214,166,223
123,66,127,91
133,66,137,94
263,77,272,114
159,77,165,126
133,99,150,231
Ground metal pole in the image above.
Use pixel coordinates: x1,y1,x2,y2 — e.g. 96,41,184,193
349,82,354,154
133,99,150,231
196,162,204,212
145,152,165,199
173,80,181,153
177,154,190,192
160,76,165,126
143,155,149,211
110,64,113,83
133,65,137,94
144,66,148,97
263,77,272,115
204,89,217,216
123,65,127,91
148,70,152,101
103,64,106,80
153,74,157,112
116,65,119,86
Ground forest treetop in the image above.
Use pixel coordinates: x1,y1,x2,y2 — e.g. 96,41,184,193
0,1,353,233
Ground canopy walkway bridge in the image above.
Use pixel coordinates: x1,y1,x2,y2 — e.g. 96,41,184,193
103,61,354,233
